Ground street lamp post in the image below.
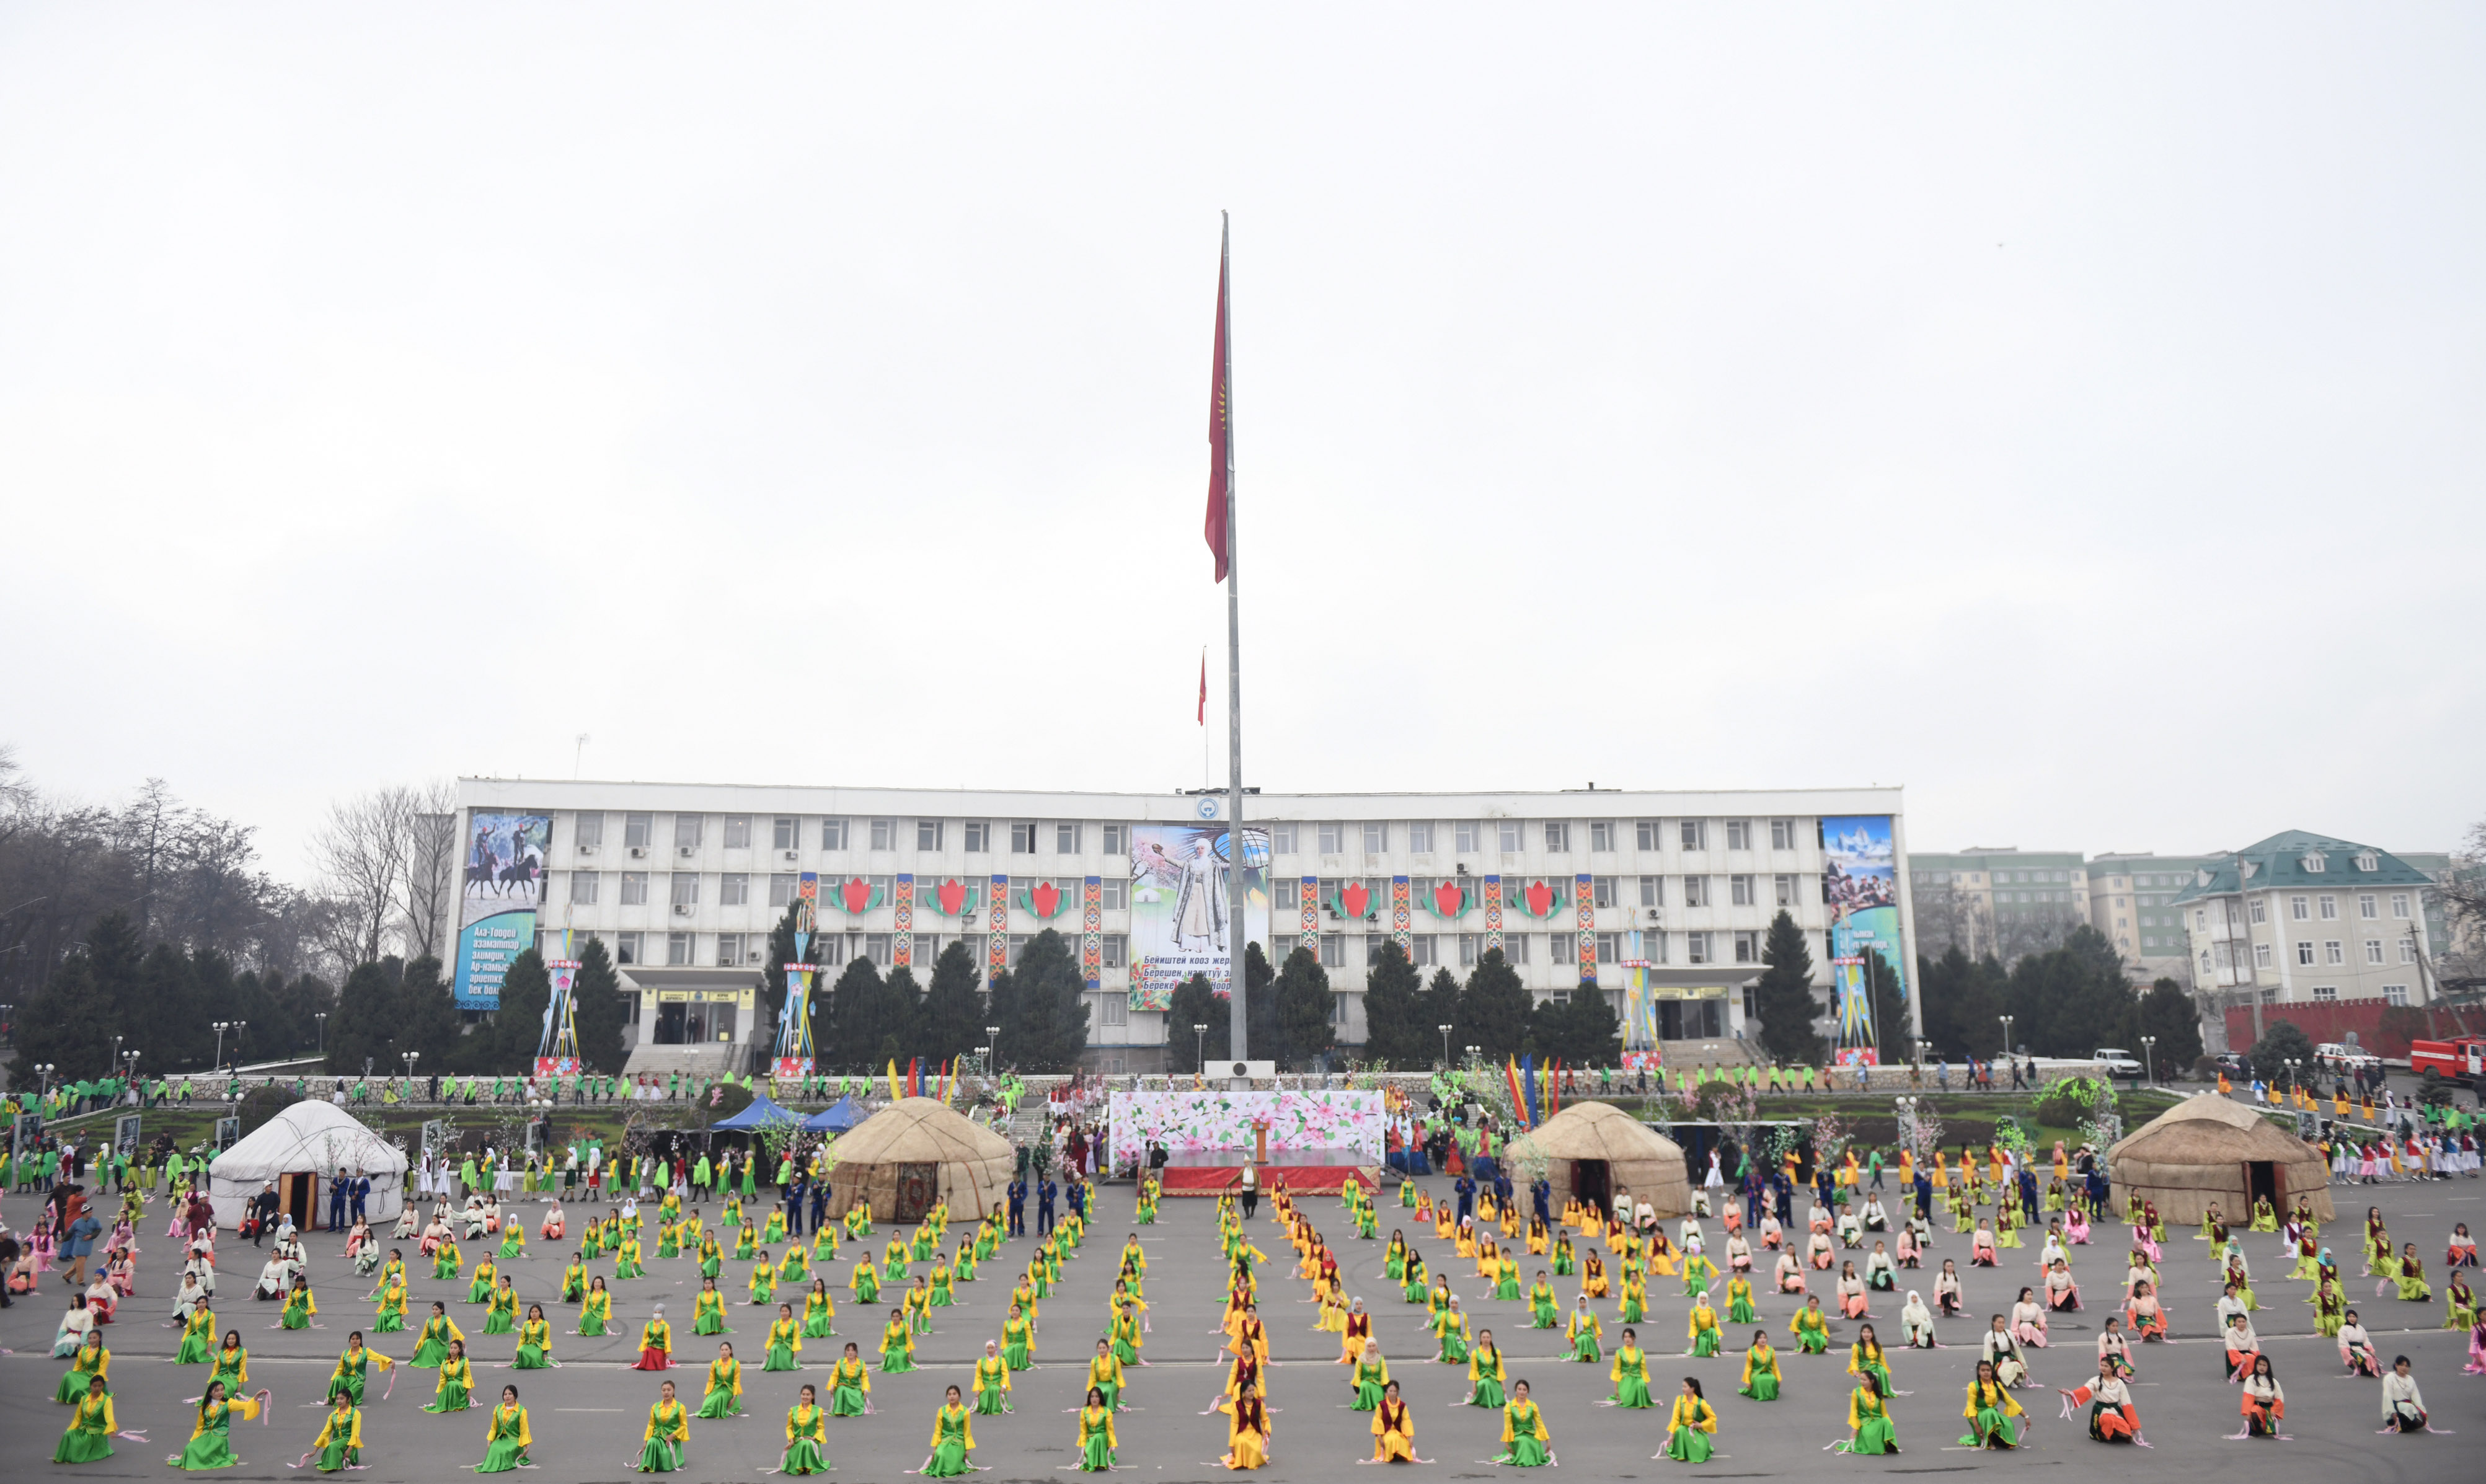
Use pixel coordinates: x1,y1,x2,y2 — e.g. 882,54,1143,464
315,1013,327,1058
985,1026,1000,1072
1192,1023,1208,1073
2139,1036,2156,1087
1998,1015,2015,1061
403,1051,422,1101
211,1022,232,1073
1438,1023,1454,1068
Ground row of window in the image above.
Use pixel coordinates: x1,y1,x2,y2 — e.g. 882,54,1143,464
1915,867,2079,886
1311,929,1767,969
1283,874,1813,912
2243,893,2415,924
587,929,1131,971
570,813,1816,858
568,872,1130,911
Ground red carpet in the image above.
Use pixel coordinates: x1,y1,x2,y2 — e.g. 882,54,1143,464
1159,1165,1379,1196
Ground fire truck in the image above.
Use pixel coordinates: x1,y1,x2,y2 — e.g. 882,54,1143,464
2408,1036,2486,1095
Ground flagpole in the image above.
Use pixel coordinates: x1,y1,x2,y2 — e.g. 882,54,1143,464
1221,211,1249,1064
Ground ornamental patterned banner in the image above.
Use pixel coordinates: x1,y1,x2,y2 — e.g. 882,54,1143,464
1104,1089,1386,1168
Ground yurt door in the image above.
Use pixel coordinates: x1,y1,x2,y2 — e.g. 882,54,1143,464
281,1172,317,1230
895,1164,936,1222
2244,1160,2280,1210
1572,1160,1612,1217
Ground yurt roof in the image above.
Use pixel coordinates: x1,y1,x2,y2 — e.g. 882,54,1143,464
2107,1095,2317,1165
831,1097,1012,1165
211,1100,407,1181
1523,1100,1684,1162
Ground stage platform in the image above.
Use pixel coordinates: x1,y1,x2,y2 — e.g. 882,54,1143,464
1155,1151,1381,1196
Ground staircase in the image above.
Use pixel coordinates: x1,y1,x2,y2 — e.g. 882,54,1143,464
622,1043,753,1079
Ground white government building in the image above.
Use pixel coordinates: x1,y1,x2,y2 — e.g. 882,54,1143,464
451,779,1916,1075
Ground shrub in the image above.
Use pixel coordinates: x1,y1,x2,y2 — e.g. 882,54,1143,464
709,1082,753,1121
2032,1075,2114,1129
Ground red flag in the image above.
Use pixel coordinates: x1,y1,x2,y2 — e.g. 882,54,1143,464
1205,227,1232,582
1198,650,1208,723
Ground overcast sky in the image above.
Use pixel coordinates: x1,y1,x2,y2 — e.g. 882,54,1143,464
4,6,2480,880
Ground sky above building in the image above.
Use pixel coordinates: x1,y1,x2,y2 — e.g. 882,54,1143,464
2,5,2480,877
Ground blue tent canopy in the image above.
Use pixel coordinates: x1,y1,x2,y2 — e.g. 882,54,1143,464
805,1097,863,1134
710,1094,794,1131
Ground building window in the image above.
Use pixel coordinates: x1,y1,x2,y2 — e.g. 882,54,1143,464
2289,896,2308,921
674,815,704,850
1642,933,1668,965
864,933,892,963
1588,820,1614,852
769,873,796,907
1595,930,1623,962
769,817,797,851
1730,874,1754,906
570,872,599,906
1770,819,1795,850
1331,992,1354,1027
960,821,988,852
1410,934,1438,967
2318,894,2337,920
717,933,746,965
1099,993,1128,1027
612,931,640,965
1409,822,1435,853
1733,930,1759,963
2400,939,2418,964
2383,983,2409,1005
1317,823,1343,854
1636,820,1662,850
1638,876,1663,908
1363,935,1387,966
2302,852,2326,873
720,816,750,850
1048,821,1079,855
1686,930,1711,965
719,873,749,906
670,874,699,907
2322,940,2344,965
1724,819,1750,850
2355,852,2378,872
2357,893,2377,920
1542,821,1570,852
820,818,849,850
2253,943,2271,968
1005,934,1029,968
2249,898,2267,923
619,872,648,906
1100,880,1128,911
915,820,944,851
1100,934,1126,969
2391,893,2411,919
1497,820,1523,852
577,814,606,849
1454,821,1481,853
666,932,692,966
1504,934,1530,965
1363,821,1388,854
2312,984,2337,1001
1592,876,1618,908
1680,819,1708,850
1458,934,1482,966
870,819,895,850
1683,877,1710,908
1319,933,1345,968
2296,940,2314,966
1774,873,1798,907
2364,939,2385,965
1011,821,1037,854
624,813,653,850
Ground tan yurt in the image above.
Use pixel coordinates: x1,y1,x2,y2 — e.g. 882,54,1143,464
825,1097,1015,1224
1521,1101,1691,1221
2107,1093,2333,1227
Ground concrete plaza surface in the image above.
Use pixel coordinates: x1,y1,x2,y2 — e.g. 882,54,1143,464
3,1157,2479,1481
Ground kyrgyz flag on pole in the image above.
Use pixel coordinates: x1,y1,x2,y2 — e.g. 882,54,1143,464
1205,225,1232,583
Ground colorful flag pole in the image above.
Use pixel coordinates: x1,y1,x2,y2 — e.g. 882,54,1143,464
1207,214,1249,1061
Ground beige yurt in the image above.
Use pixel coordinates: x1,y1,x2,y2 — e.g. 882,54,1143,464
825,1097,1015,1224
2107,1093,2333,1227
1521,1100,1691,1221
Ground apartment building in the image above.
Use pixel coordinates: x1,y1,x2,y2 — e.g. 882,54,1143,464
1905,847,2090,964
2172,830,2441,1007
2085,852,2224,983
451,779,1914,1072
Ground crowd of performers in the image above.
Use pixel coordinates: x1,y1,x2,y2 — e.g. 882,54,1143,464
22,1117,2481,1471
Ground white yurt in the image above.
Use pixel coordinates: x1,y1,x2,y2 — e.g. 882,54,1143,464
206,1100,410,1230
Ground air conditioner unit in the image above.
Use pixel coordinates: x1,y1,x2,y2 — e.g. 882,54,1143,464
782,850,798,862
629,846,647,859
748,950,763,963
678,846,696,858
672,904,692,916
1645,908,1664,924
577,845,595,856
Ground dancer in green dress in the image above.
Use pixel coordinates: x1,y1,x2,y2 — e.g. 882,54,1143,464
169,1379,267,1471
779,1386,829,1476
1661,1377,1717,1462
54,1376,120,1465
474,1387,533,1473
696,1343,745,1418
301,1395,362,1473
1493,1379,1554,1467
633,1380,689,1473
923,1384,977,1477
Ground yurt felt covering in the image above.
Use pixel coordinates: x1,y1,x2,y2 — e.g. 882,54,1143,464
1521,1100,1692,1220
825,1097,1015,1223
206,1100,409,1228
2107,1093,2333,1226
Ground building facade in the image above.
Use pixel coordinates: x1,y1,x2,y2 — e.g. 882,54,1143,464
1906,848,2092,965
450,779,1916,1073
2172,831,2442,1010
2084,852,2224,984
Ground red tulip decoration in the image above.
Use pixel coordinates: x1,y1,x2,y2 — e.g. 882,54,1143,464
1338,882,1371,919
928,878,981,917
836,878,883,916
1017,880,1071,921
1427,881,1468,919
1516,879,1565,918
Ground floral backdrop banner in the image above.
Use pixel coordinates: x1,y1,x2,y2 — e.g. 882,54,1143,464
1105,1090,1385,1168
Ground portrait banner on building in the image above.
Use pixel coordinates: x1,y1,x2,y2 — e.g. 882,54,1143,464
1127,823,1269,1011
455,811,549,1010
1821,814,1906,1061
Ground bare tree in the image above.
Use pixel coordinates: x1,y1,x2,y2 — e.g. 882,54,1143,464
2433,819,2486,991
311,787,420,968
401,782,460,962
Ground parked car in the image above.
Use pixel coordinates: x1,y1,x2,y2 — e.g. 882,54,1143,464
2314,1041,2381,1075
2092,1047,2144,1076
